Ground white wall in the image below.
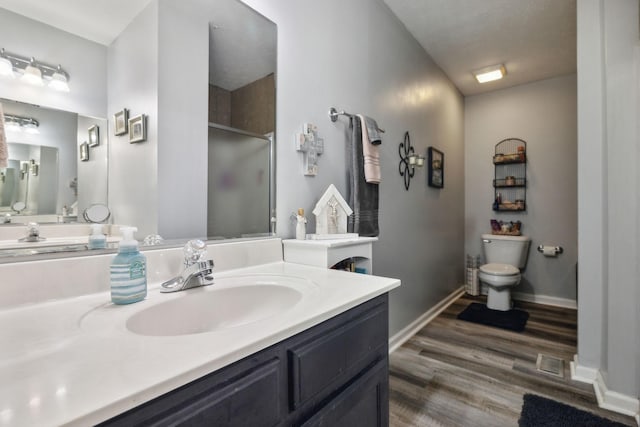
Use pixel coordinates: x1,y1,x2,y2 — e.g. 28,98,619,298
242,0,465,336
77,115,108,218
107,2,159,237
577,0,639,402
0,8,107,118
156,0,209,239
465,75,578,302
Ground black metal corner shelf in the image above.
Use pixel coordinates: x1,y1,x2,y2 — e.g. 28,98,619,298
493,138,527,212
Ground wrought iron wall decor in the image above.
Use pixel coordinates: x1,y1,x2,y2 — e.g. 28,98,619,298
398,131,424,190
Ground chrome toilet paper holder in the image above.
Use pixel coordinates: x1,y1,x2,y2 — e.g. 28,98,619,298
537,245,563,255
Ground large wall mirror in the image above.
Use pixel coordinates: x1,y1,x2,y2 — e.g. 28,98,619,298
0,98,108,224
0,0,276,259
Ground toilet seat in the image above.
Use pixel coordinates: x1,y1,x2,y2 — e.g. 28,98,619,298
478,263,521,290
479,263,519,276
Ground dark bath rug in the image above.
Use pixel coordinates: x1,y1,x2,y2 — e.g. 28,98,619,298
519,393,631,427
456,302,529,332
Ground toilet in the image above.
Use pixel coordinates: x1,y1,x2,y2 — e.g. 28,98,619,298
478,234,531,311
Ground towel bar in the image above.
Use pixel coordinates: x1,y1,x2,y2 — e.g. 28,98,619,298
329,107,385,132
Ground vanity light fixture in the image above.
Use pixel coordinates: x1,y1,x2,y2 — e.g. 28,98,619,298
4,114,40,134
473,64,506,84
0,48,70,92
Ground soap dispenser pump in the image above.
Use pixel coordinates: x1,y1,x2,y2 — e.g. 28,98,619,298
110,226,147,305
88,224,107,249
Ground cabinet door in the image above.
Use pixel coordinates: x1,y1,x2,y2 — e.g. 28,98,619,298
300,360,389,427
289,303,388,410
100,358,282,427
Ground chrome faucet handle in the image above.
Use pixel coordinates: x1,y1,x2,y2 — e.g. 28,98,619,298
183,239,207,267
19,222,46,242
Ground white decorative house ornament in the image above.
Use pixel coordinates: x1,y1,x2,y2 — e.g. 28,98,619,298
310,184,355,239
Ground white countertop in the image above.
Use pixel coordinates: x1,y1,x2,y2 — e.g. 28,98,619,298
0,261,400,427
283,236,378,248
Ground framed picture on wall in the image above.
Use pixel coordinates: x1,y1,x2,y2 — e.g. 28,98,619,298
128,114,147,143
88,125,100,147
427,146,444,189
113,108,129,136
80,142,89,162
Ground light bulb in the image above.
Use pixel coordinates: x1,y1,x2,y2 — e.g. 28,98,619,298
49,66,70,92
21,59,43,86
0,56,14,78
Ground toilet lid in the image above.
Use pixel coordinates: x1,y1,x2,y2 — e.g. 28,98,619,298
479,263,519,276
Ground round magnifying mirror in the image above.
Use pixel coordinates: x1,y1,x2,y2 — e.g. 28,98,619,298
11,201,26,214
83,203,111,223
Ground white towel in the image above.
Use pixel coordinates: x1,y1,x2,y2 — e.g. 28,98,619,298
0,102,7,168
357,114,381,184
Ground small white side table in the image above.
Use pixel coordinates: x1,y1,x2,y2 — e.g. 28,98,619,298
282,237,378,274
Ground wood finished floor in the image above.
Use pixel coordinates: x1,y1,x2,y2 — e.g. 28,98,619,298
389,294,637,427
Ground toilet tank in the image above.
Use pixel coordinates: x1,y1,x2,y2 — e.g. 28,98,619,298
481,234,531,268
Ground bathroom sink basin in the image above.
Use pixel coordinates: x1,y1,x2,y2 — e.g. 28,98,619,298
126,274,315,336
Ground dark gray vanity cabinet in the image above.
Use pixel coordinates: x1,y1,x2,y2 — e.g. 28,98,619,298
99,294,389,427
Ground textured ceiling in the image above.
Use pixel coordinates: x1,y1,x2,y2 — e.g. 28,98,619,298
383,0,577,96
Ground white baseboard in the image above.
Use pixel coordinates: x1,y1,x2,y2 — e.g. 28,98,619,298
388,286,464,354
511,291,577,309
571,355,640,421
570,354,599,383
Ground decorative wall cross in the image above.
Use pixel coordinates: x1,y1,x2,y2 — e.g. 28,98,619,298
295,123,324,176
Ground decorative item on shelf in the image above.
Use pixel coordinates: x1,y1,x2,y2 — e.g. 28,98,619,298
128,114,147,143
398,131,424,190
309,184,354,239
0,47,70,92
517,145,526,161
295,122,324,176
490,219,522,236
505,176,515,186
427,146,444,189
295,208,307,240
79,142,89,161
113,108,129,136
88,124,100,147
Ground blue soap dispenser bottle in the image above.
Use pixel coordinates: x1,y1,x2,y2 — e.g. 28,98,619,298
88,224,107,249
110,226,147,304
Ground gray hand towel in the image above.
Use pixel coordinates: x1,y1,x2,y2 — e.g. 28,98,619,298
347,117,379,237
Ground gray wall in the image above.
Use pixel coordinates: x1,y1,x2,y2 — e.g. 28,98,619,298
243,0,465,336
577,0,639,399
465,74,578,303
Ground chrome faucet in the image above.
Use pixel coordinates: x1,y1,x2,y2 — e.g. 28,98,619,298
161,240,214,293
18,222,46,242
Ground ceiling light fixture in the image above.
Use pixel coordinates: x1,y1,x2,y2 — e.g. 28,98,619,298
473,64,506,84
0,48,70,92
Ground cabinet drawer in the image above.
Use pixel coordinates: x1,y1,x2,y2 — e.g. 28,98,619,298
101,358,282,427
289,303,387,410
